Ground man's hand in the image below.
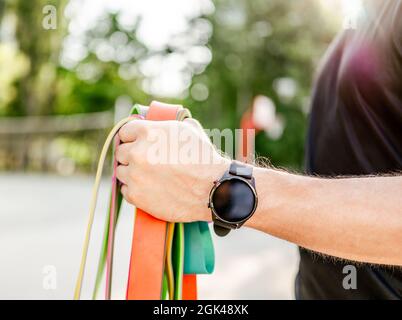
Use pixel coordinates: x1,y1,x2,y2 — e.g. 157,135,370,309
115,117,230,222
115,112,402,266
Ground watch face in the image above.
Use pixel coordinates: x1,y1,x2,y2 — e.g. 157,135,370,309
212,178,256,223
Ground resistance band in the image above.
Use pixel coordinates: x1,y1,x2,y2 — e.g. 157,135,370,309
74,101,214,300
126,101,190,300
74,116,135,300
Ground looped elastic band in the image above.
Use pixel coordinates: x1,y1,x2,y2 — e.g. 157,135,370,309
74,102,214,300
74,116,137,300
126,101,188,300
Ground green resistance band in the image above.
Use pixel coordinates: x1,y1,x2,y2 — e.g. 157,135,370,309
92,104,215,299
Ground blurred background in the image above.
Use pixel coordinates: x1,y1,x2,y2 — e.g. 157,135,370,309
0,0,356,299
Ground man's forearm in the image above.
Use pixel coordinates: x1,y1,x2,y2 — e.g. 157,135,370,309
246,168,402,266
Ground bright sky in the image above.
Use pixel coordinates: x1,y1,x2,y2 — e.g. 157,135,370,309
62,0,362,98
63,0,214,98
65,0,214,50
320,0,363,24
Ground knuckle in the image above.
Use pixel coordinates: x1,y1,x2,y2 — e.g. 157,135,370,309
136,123,148,138
127,189,139,204
128,167,138,181
128,147,139,161
115,145,123,159
118,123,131,140
130,142,148,164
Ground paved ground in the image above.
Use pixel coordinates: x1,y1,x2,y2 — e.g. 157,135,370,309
0,173,299,299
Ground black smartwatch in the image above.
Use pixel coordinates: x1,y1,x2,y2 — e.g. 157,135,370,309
208,161,258,236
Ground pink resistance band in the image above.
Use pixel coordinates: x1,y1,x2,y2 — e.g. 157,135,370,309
105,136,120,299
105,114,144,299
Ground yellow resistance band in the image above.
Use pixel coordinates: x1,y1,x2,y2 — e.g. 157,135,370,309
74,116,135,300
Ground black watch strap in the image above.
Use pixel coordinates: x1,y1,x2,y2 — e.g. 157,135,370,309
211,161,255,237
229,161,253,179
213,222,232,237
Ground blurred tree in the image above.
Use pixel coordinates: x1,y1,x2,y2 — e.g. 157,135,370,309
54,7,212,115
0,43,29,110
54,13,149,115
0,0,339,172
187,0,338,170
9,0,67,116
0,0,5,22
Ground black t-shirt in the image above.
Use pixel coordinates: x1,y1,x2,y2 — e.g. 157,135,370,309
298,1,402,299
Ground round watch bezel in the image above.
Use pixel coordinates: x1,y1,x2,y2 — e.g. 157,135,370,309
208,175,258,226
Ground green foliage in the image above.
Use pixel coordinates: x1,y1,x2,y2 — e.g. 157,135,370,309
187,0,337,170
0,0,339,171
9,0,67,116
54,13,150,115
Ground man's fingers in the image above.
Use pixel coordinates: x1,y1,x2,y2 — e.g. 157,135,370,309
115,142,134,165
116,164,130,185
119,120,145,143
120,181,138,205
120,184,129,201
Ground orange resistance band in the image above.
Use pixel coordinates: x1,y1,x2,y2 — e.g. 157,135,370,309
126,101,197,300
